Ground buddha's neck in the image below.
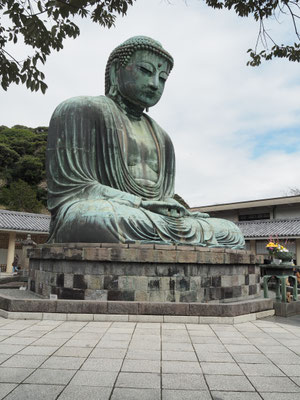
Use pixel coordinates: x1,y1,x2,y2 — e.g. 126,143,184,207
110,93,145,121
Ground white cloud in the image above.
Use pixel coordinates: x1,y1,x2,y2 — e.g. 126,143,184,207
1,0,300,206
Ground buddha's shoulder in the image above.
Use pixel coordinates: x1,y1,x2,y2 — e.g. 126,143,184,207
52,95,111,115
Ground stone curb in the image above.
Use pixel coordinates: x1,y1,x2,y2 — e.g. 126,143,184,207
0,293,273,317
0,308,275,323
29,244,264,265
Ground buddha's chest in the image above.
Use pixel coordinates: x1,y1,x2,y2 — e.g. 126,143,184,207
125,118,159,185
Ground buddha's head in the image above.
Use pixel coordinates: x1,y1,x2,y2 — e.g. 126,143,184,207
105,36,174,111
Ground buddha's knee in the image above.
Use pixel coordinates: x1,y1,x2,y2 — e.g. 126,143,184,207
56,200,121,243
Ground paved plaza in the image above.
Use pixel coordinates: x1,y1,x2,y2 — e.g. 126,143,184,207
0,315,300,399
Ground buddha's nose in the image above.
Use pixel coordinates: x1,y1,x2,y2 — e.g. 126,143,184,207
149,75,159,90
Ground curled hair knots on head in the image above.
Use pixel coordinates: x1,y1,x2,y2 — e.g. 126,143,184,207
105,36,174,96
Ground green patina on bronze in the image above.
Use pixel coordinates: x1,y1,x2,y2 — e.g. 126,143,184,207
46,36,245,248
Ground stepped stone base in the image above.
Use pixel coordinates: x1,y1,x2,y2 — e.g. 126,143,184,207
28,243,263,303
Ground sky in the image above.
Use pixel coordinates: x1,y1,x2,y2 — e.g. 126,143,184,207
1,0,300,207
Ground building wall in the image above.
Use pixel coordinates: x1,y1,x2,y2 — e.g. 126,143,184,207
274,204,300,219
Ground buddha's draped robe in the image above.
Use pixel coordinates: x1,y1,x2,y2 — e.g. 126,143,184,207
46,95,245,248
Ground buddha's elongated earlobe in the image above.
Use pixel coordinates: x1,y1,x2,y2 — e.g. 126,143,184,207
108,61,119,98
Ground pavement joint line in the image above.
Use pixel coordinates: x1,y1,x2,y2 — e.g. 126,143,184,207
107,322,137,400
0,318,72,399
230,317,300,392
57,320,113,399
1,316,300,399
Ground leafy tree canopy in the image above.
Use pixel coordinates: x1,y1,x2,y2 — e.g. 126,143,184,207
1,1,300,93
0,125,48,212
0,0,135,92
205,0,300,66
0,179,43,213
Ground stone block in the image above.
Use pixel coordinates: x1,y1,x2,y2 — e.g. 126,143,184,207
67,313,93,321
56,300,83,313
135,291,148,301
58,287,85,300
110,248,137,262
136,249,156,262
211,276,221,287
190,276,201,290
148,278,160,291
84,290,107,301
118,276,135,291
176,277,190,291
156,250,177,263
249,285,257,295
177,250,197,263
81,301,107,314
83,247,111,261
63,274,73,288
107,301,138,314
138,302,189,315
128,315,163,322
94,314,128,321
104,275,119,290
148,290,165,302
107,290,135,301
220,275,232,288
179,291,197,303
64,248,83,260
163,315,199,324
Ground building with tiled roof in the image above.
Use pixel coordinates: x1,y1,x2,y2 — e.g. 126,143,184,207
0,210,50,273
191,195,300,263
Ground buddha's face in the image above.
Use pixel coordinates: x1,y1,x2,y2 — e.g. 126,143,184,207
116,50,170,109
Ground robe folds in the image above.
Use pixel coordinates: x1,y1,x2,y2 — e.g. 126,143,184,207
46,95,245,248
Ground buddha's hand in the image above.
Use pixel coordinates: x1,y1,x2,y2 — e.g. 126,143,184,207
141,199,188,218
186,211,210,218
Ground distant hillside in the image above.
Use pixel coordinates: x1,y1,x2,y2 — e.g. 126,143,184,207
0,125,48,213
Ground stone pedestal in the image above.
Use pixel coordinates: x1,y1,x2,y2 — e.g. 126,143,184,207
28,244,263,303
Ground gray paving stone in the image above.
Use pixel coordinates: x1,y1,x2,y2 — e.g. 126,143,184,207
248,376,300,392
278,365,300,377
162,373,207,390
19,346,57,356
162,351,197,361
162,361,201,374
90,348,127,359
225,345,260,354
0,354,11,364
162,342,194,352
239,363,284,376
0,367,34,383
0,345,25,355
54,347,92,357
0,383,17,399
4,384,64,400
40,356,85,370
64,339,99,348
81,358,123,372
261,394,300,400
111,388,161,400
193,344,227,353
211,392,261,399
266,353,300,365
24,368,76,385
58,385,112,400
126,350,161,360
206,375,255,391
122,359,160,373
97,340,129,349
2,355,48,368
190,337,221,344
69,370,118,387
162,389,212,399
1,337,36,345
201,362,243,375
196,352,234,363
116,372,160,389
232,353,271,364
